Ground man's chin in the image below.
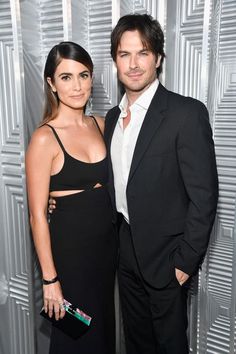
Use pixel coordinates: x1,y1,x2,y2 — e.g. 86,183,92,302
126,84,149,93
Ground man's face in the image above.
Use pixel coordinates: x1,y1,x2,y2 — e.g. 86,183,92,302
115,30,161,98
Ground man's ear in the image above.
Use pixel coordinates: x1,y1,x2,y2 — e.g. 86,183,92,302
47,77,56,92
156,54,162,69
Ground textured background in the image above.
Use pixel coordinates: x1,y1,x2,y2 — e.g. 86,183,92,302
0,1,235,353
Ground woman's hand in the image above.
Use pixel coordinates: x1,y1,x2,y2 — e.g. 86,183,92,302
48,197,56,214
43,281,65,320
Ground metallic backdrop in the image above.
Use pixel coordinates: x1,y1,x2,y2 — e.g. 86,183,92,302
0,0,235,353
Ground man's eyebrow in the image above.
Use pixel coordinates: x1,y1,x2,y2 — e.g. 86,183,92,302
117,49,129,53
117,48,149,53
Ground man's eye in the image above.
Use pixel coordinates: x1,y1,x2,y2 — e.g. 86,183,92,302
120,53,128,58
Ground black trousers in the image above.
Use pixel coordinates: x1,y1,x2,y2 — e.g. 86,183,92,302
118,218,189,354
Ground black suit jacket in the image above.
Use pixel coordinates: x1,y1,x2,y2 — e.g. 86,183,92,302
104,83,218,288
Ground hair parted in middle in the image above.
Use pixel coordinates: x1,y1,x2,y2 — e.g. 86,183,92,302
110,13,166,77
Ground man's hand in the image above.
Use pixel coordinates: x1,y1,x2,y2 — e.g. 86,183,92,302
175,268,189,286
48,197,56,214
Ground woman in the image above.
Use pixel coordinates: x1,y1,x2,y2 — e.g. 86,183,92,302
26,41,117,354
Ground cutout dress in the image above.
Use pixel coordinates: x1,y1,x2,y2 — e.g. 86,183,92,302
45,120,117,354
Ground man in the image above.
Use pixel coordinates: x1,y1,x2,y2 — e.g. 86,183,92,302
104,13,218,354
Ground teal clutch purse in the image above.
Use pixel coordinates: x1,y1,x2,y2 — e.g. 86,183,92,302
40,299,92,339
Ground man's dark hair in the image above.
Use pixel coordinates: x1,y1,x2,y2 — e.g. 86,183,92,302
111,13,165,77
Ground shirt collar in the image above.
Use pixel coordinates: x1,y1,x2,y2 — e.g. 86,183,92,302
119,79,159,115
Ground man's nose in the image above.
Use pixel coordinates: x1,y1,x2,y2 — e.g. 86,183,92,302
129,55,138,69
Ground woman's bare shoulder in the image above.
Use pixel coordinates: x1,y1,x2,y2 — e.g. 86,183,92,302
27,124,57,153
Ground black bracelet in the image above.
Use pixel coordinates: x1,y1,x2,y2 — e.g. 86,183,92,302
42,276,59,285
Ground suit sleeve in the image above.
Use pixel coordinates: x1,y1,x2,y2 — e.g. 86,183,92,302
174,100,218,275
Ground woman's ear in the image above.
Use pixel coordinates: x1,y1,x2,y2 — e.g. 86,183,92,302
47,77,56,92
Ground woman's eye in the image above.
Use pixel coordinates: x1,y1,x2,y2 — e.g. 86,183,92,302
61,75,70,81
80,73,89,79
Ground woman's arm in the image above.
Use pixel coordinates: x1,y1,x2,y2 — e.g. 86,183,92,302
25,127,65,320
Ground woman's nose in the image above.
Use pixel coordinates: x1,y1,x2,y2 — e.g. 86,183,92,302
73,78,81,90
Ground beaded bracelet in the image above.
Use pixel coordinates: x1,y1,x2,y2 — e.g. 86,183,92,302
42,275,59,285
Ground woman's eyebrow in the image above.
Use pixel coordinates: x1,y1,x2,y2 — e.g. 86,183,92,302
58,72,72,77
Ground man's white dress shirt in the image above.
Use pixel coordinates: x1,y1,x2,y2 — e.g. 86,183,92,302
111,79,159,222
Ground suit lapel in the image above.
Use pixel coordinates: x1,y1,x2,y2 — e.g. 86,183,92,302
104,107,120,190
106,107,120,152
128,83,168,183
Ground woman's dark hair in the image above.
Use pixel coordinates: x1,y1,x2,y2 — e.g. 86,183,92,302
111,14,165,77
42,41,93,124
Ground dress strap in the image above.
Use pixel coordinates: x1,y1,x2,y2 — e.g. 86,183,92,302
91,116,104,138
44,124,66,153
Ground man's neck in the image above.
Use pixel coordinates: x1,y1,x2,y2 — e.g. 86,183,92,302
125,79,157,106
126,91,141,107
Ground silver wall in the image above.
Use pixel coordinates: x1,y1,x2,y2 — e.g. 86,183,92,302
165,1,236,353
0,0,235,353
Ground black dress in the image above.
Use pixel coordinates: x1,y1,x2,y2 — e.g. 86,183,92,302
45,121,117,354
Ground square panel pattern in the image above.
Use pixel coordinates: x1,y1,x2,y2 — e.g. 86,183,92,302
87,0,116,116
199,1,236,353
39,0,64,59
0,0,13,46
0,1,235,354
174,0,205,98
171,0,236,353
0,41,34,354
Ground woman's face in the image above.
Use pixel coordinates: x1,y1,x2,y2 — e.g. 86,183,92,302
47,58,92,111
